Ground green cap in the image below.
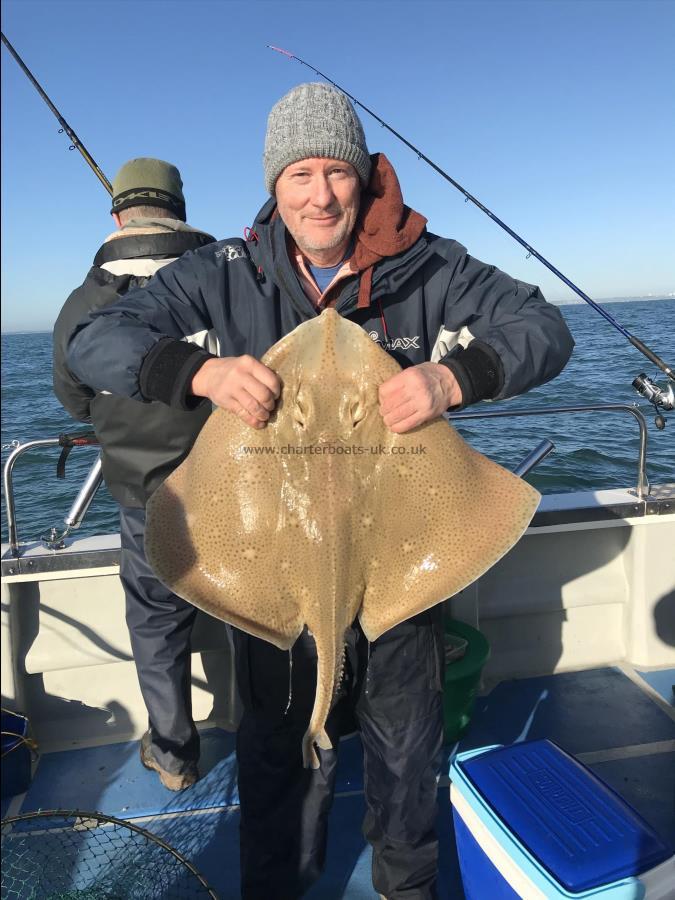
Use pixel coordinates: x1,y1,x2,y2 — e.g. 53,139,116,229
111,157,186,220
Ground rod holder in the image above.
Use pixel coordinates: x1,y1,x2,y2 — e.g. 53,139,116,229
63,456,103,529
514,440,555,478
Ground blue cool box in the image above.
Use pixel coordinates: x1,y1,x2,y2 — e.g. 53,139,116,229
1,710,32,799
450,739,674,899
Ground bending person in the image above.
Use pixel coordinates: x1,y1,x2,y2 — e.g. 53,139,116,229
53,157,216,790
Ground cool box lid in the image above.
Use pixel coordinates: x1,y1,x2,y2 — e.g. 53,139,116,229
455,739,672,893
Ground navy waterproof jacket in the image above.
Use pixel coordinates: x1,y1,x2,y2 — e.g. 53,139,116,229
67,159,574,417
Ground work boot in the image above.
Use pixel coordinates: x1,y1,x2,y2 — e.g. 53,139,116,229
140,731,199,791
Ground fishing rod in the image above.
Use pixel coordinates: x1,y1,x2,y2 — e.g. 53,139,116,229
1,31,112,196
2,31,106,549
268,46,674,427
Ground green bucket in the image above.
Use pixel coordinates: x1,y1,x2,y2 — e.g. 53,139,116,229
442,618,490,743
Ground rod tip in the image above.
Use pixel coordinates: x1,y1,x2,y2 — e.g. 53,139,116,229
267,44,294,57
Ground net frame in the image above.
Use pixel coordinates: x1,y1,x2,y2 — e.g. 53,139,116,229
1,808,219,899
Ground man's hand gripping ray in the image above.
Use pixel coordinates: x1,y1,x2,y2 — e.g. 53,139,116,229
192,356,462,433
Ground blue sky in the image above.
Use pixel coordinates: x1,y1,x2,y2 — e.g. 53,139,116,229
2,0,674,332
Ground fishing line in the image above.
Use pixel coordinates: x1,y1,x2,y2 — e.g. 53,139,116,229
267,46,674,407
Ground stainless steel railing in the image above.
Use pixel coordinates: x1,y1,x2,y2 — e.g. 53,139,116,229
3,441,102,557
2,403,651,559
449,403,649,499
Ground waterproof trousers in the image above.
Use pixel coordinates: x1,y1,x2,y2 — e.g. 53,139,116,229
119,506,200,774
233,605,445,900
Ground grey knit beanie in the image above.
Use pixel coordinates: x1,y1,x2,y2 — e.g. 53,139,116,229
263,82,371,195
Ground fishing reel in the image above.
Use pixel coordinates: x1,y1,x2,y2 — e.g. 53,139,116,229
632,373,675,430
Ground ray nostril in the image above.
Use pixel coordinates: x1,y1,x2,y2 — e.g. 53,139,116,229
350,398,366,428
294,394,307,428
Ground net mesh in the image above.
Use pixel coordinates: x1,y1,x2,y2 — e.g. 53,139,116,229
1,811,217,899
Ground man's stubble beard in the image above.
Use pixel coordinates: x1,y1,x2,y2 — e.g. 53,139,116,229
298,219,354,254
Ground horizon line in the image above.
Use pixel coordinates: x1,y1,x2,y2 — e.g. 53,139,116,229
2,294,674,336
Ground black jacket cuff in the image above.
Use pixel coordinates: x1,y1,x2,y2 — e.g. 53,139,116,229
438,340,504,408
140,338,214,409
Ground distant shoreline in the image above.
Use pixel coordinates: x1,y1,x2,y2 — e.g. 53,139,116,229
2,295,673,335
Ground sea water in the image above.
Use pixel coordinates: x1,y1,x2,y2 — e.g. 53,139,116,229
1,299,673,543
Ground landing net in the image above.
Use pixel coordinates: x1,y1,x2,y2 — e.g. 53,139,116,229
1,810,217,899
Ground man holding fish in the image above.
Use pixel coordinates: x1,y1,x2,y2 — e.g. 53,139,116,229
68,83,573,899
